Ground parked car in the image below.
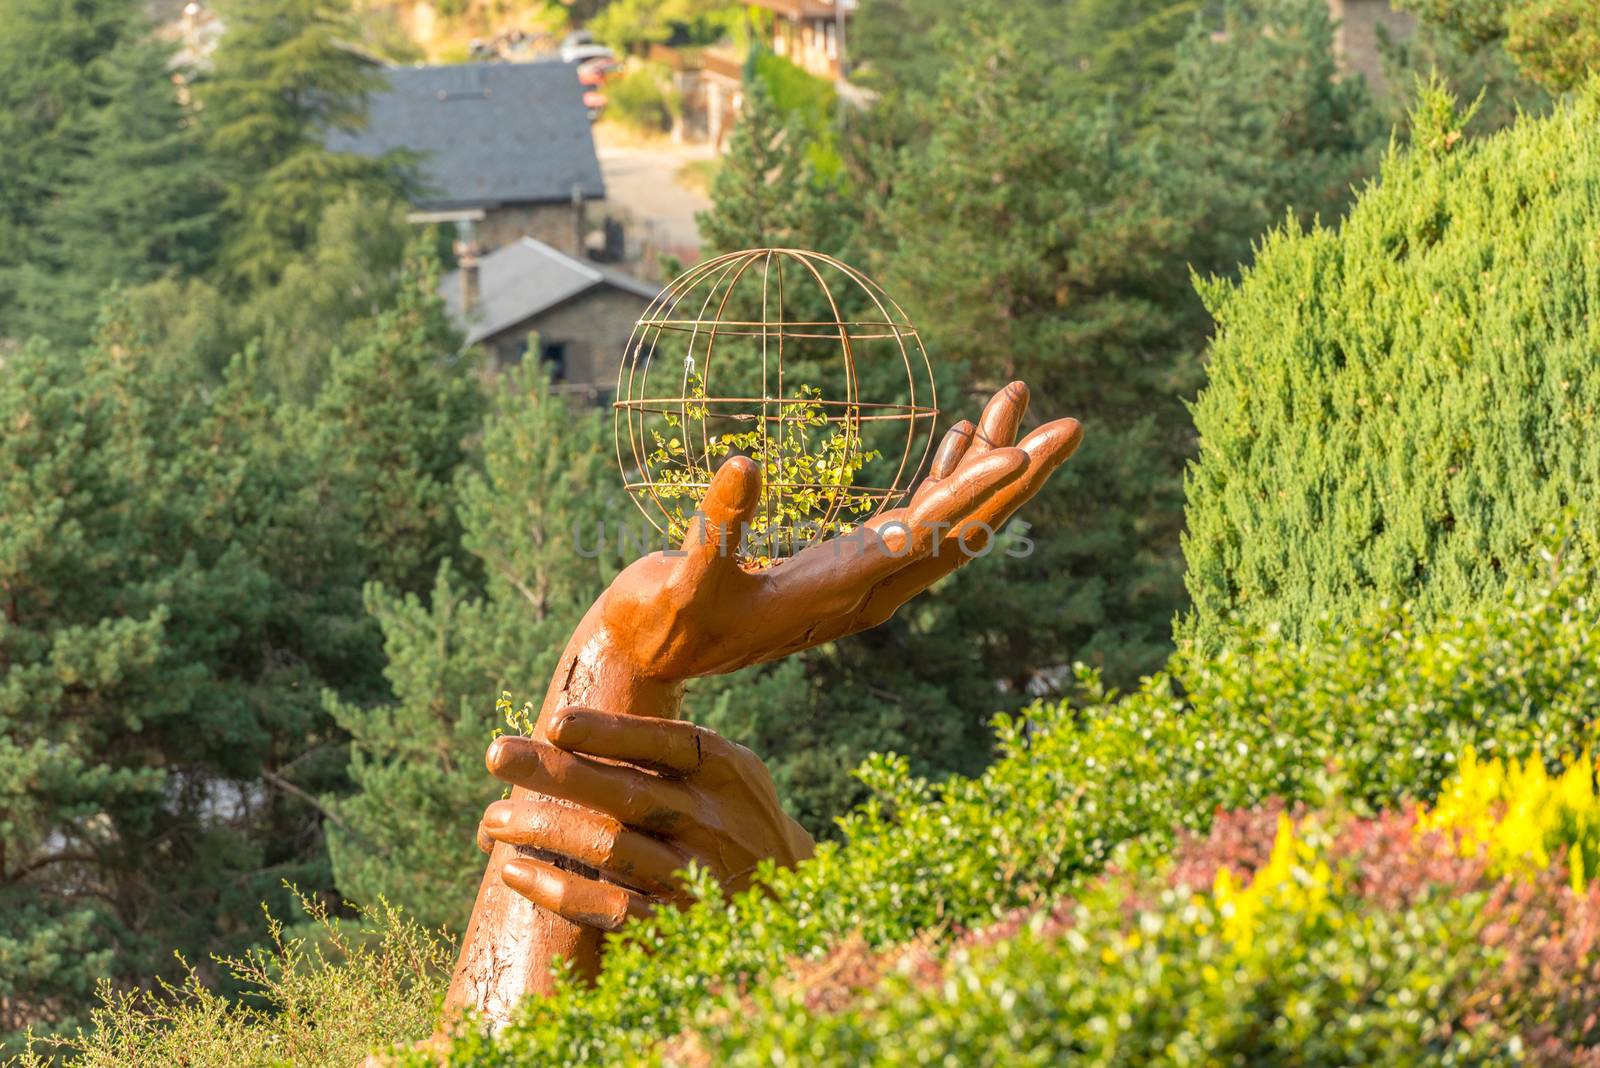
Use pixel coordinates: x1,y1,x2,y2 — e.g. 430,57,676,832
561,40,615,65
577,56,623,85
583,88,607,121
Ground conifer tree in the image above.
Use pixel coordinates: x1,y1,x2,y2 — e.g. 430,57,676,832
326,367,629,928
1184,86,1600,647
0,310,372,1050
0,0,215,344
200,0,406,291
297,255,485,601
879,17,1198,685
698,77,825,254
1397,0,1600,93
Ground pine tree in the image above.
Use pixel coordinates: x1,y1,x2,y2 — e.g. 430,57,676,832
1154,0,1383,270
326,367,630,927
199,0,406,291
296,254,486,601
0,0,214,344
879,17,1199,686
7,9,220,350
852,0,1197,105
0,309,373,1050
1396,0,1600,93
698,77,825,254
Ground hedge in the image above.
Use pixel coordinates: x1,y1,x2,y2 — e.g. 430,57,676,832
419,560,1600,1067
1183,84,1600,647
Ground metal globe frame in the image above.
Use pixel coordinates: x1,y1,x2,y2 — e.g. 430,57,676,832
614,248,939,560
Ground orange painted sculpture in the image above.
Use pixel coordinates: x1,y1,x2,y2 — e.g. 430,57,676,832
439,252,1083,1027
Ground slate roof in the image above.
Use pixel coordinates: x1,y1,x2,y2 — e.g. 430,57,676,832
441,237,658,346
327,62,606,210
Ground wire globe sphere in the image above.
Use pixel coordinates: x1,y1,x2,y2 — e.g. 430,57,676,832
615,248,939,563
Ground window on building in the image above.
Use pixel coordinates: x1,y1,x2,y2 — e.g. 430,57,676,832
540,340,568,381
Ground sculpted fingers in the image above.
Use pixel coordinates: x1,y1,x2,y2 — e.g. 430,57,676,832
486,736,695,835
808,417,1085,641
669,454,761,593
501,855,655,932
547,707,748,782
761,447,1027,628
911,420,977,508
930,420,976,479
964,382,1029,458
480,796,689,897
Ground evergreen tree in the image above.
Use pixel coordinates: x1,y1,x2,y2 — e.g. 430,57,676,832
1396,0,1600,93
0,0,215,344
200,0,406,291
117,193,423,395
879,17,1199,686
698,78,815,253
875,0,1383,688
0,311,370,1051
7,11,219,350
1155,0,1383,268
851,0,1197,105
327,367,628,928
297,255,485,601
1184,86,1600,647
245,194,422,401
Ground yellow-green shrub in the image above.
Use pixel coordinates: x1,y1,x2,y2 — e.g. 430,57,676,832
1419,748,1600,891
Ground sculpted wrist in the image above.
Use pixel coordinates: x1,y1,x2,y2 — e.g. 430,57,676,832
541,614,685,727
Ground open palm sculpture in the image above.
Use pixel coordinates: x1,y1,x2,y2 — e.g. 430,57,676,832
441,251,1084,1025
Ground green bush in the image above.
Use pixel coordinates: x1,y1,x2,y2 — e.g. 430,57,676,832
607,62,682,134
416,562,1600,1066
28,563,1600,1064
12,897,452,1068
677,797,1600,1066
1183,85,1600,648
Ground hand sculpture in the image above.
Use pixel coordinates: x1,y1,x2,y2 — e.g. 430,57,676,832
476,707,816,930
442,381,1082,1026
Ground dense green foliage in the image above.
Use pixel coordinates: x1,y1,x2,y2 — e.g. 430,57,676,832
200,0,407,291
677,800,1600,1066
0,321,356,1045
1397,0,1600,92
1184,86,1600,647
326,367,628,928
0,2,479,1037
410,563,1600,1065
0,0,219,349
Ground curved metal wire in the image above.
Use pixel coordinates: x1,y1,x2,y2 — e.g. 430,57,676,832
615,248,940,559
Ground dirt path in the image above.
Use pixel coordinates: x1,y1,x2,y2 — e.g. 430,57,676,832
593,123,716,261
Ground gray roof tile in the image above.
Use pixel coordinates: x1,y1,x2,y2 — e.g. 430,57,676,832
440,236,658,346
328,62,606,209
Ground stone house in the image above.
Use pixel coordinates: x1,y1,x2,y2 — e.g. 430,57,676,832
440,236,657,403
327,61,606,257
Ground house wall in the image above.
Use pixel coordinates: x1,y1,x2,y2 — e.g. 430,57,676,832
479,200,596,257
1328,0,1415,94
482,285,655,405
771,15,844,79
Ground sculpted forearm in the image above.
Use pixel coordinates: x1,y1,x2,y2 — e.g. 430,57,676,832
440,381,1081,1031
